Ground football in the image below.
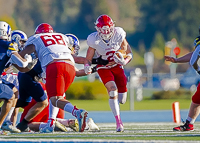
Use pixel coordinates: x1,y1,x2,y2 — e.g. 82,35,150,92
115,49,127,58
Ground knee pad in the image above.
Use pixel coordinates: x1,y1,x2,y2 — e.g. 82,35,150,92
109,90,118,98
15,100,29,108
118,92,127,104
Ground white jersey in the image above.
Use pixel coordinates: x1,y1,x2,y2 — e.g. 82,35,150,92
2,73,19,89
87,27,126,62
25,33,75,68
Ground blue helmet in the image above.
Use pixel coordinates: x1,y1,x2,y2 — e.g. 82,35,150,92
65,34,80,56
11,30,27,50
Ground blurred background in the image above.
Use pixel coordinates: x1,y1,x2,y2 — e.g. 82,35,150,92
1,0,200,111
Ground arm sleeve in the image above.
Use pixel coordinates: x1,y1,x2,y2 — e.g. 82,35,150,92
10,54,29,68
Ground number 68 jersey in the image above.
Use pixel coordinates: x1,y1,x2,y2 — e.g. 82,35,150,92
25,33,74,68
87,27,126,63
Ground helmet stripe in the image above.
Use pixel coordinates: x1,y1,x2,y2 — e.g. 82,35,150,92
7,24,10,35
12,32,25,39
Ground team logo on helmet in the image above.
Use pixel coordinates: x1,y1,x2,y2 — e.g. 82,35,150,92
65,34,80,56
11,30,28,51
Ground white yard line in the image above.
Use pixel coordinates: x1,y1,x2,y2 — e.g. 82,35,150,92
0,122,200,143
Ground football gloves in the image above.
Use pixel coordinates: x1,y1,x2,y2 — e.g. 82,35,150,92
84,64,92,74
113,52,126,65
26,58,38,70
24,54,32,63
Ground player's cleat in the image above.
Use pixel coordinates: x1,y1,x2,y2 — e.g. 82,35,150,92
0,129,10,135
23,127,33,132
1,121,21,133
116,123,124,132
16,120,30,132
86,118,100,131
40,125,54,133
173,122,194,131
54,120,68,132
75,109,88,132
40,119,55,133
68,119,79,132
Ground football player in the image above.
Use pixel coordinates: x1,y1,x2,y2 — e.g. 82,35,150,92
165,35,200,131
10,23,88,132
18,34,99,132
1,66,20,133
19,83,77,132
84,14,133,132
0,30,28,133
0,21,22,134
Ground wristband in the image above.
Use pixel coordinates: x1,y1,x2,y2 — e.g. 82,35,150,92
124,58,130,65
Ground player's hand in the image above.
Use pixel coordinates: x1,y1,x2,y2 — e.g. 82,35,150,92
7,42,19,57
164,56,177,63
84,64,92,74
27,58,38,70
24,54,32,63
113,52,126,65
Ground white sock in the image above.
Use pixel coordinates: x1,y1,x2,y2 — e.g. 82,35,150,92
4,107,15,122
187,116,195,124
64,103,74,114
49,99,59,120
109,98,120,116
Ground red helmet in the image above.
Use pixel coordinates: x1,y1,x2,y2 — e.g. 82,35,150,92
95,14,115,40
35,23,53,34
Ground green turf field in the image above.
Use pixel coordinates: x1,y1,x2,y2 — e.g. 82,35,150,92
69,99,191,111
1,122,200,143
14,98,191,112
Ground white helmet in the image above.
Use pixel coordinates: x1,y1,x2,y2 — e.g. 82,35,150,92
0,21,11,40
11,30,28,50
